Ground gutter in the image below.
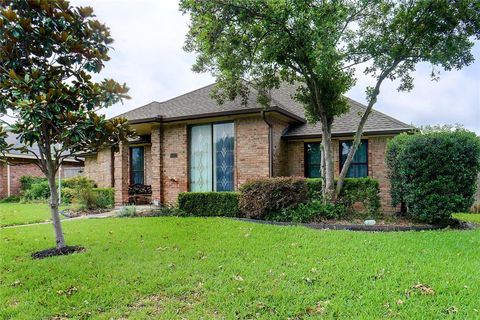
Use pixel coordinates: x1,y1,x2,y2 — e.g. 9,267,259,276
282,128,413,140
261,110,274,177
127,107,305,125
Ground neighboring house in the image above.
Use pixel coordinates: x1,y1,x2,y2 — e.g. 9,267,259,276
83,82,412,212
0,134,84,198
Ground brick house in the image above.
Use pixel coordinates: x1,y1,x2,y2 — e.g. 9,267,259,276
0,134,84,198
83,82,412,212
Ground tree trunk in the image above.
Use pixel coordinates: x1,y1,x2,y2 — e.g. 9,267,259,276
334,62,399,201
321,120,335,203
46,163,66,249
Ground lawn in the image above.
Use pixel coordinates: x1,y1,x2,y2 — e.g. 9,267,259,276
1,217,480,319
0,203,68,227
453,213,480,224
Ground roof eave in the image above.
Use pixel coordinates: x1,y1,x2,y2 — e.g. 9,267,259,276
282,128,413,140
127,107,306,125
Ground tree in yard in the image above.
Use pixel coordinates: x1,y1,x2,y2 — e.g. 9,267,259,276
179,0,480,203
0,1,133,249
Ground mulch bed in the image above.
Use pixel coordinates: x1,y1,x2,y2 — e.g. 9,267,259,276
236,218,475,232
31,245,85,260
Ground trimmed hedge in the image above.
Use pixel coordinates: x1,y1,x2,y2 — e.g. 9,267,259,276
178,192,240,216
386,130,480,223
239,177,308,219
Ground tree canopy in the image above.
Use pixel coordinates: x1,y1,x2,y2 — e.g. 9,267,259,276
180,0,480,201
0,0,134,249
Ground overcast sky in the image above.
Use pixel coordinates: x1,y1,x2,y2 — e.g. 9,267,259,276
72,0,480,133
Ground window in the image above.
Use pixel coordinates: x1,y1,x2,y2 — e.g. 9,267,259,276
304,142,321,178
340,140,368,178
189,122,234,192
130,146,145,184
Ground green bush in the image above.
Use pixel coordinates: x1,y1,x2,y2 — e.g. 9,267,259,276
337,178,381,218
92,188,115,209
62,176,96,189
0,195,21,203
305,177,381,218
386,130,480,224
23,180,50,200
19,176,47,191
267,199,343,223
239,177,308,219
61,187,75,204
178,192,240,217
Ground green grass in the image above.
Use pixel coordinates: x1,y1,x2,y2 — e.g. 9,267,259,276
1,217,480,319
0,203,68,227
453,213,480,223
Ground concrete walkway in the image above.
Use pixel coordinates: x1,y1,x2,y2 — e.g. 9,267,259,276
1,204,158,229
1,210,118,229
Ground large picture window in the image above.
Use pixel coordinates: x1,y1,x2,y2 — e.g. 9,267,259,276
340,140,368,178
189,122,234,192
304,142,321,178
130,146,145,185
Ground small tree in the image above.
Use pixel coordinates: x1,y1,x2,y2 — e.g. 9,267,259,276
0,1,133,249
180,0,480,203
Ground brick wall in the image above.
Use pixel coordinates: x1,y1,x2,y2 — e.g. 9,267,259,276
271,117,289,177
0,159,83,199
161,124,188,203
235,116,269,187
286,141,304,176
367,136,394,213
83,148,113,188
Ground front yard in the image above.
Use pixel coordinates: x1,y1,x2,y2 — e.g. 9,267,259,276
2,215,480,319
0,203,69,227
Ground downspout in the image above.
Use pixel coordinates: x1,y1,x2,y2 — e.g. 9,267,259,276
7,163,11,197
261,110,273,177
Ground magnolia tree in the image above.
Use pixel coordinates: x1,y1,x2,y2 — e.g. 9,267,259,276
180,0,480,202
0,1,133,249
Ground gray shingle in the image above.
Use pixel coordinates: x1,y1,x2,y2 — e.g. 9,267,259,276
118,82,413,136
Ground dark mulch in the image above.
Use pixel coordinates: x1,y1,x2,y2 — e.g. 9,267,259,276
236,218,475,232
31,245,85,260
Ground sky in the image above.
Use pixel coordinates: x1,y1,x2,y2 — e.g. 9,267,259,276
72,0,480,134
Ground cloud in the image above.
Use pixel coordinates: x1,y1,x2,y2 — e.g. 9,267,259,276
71,0,479,133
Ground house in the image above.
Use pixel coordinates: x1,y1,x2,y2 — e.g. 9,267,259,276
83,82,412,212
0,134,84,198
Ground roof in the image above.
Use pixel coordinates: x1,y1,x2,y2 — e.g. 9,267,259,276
2,133,82,163
118,82,413,137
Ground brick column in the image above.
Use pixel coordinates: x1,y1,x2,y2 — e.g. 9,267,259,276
114,142,129,205
150,125,162,205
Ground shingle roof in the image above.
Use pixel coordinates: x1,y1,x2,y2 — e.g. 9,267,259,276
3,133,81,162
118,82,413,137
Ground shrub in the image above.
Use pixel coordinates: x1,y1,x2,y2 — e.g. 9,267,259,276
23,180,50,200
20,176,47,191
74,187,97,210
117,205,137,217
0,195,21,203
386,130,480,224
61,187,75,204
92,188,115,209
62,176,96,189
239,177,308,219
305,178,381,218
337,178,381,218
267,199,344,223
147,203,186,217
178,192,240,216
